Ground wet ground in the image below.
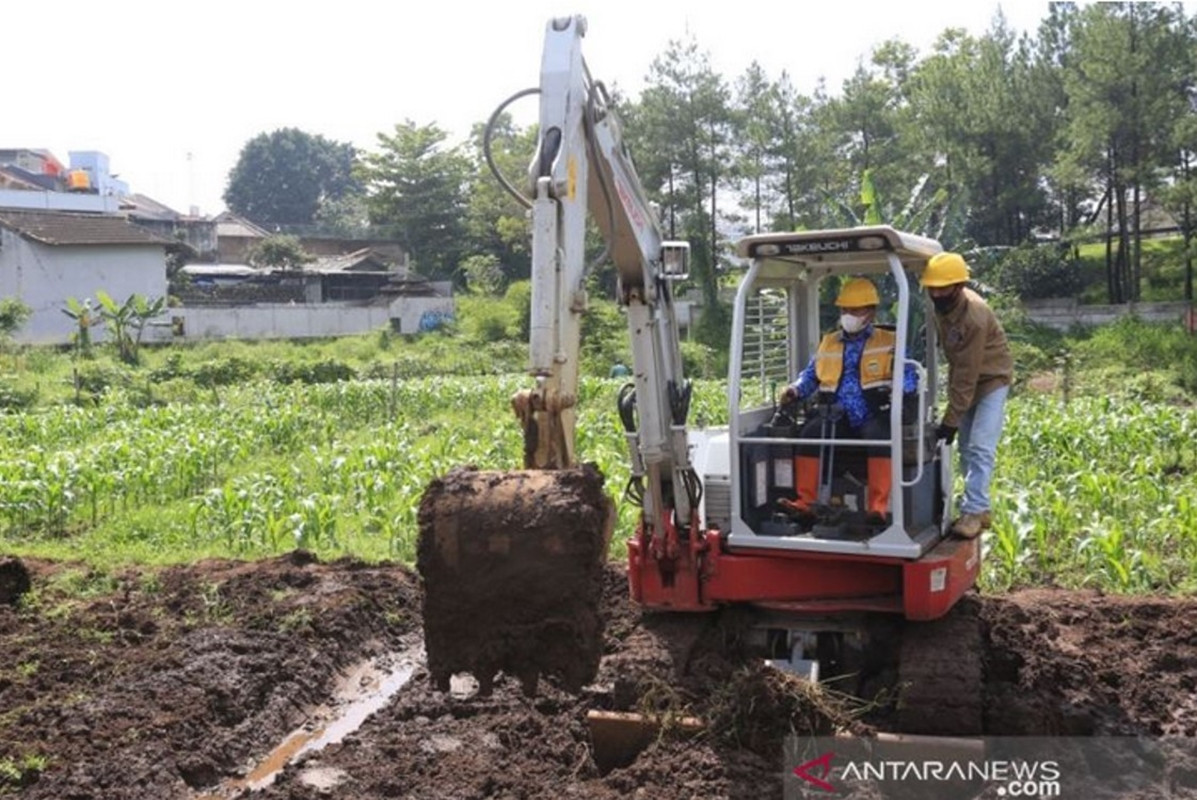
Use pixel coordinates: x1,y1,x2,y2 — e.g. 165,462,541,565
2,552,1197,799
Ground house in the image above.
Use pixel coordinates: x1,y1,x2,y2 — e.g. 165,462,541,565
214,212,270,263
0,149,122,213
0,209,170,344
0,149,66,182
178,248,448,306
308,248,407,301
120,193,217,260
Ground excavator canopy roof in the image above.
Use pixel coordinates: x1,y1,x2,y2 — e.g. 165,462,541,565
735,225,943,276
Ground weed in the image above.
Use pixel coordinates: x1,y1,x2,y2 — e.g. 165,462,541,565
0,753,48,789
197,581,233,624
276,608,314,634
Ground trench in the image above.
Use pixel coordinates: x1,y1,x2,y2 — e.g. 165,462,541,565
194,639,424,799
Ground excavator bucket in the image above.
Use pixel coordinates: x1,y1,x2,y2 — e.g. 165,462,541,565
416,464,614,695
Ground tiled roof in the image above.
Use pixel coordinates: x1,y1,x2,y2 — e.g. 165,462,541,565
120,193,183,221
0,209,170,246
214,211,270,238
310,248,394,273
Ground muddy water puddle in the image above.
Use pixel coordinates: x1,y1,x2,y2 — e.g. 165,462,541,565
195,639,423,798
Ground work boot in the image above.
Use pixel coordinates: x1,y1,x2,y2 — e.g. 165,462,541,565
793,455,821,511
951,513,985,539
778,497,816,522
866,457,892,525
980,511,992,530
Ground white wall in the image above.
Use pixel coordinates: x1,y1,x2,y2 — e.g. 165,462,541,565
155,297,456,342
0,190,119,213
1,230,167,344
1023,298,1193,331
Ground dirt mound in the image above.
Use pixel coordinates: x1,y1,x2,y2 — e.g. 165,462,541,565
0,557,30,606
1,554,1195,799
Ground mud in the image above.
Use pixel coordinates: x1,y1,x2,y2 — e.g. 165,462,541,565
0,553,1195,799
417,465,613,695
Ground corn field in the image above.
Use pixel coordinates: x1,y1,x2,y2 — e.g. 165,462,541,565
0,376,1194,594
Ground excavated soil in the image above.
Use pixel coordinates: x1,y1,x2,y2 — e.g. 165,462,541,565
417,465,612,696
1,552,1196,799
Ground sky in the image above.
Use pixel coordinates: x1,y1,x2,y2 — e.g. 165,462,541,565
2,1,1100,218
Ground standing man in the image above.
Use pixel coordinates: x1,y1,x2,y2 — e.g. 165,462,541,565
921,252,1013,539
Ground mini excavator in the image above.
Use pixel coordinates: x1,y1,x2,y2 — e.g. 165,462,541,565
418,15,982,735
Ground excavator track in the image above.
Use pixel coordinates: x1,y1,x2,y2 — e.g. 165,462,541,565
896,595,984,736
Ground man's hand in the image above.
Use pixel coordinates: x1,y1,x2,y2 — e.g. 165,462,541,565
935,423,958,446
780,386,799,405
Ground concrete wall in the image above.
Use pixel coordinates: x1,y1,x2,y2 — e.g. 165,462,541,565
155,296,455,342
1,230,168,344
0,189,119,213
1023,298,1194,331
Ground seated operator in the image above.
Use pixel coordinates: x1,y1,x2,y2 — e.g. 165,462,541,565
779,277,918,524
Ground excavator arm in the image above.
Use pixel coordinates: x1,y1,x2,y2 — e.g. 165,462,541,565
515,15,699,555
417,16,700,696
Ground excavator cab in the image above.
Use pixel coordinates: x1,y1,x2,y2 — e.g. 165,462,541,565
720,227,948,547
632,226,980,625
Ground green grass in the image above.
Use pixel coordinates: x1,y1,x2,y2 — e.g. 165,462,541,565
1075,236,1192,303
1,365,1195,595
2,297,1196,595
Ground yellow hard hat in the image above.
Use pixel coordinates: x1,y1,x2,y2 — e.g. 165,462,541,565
921,252,970,287
836,277,880,307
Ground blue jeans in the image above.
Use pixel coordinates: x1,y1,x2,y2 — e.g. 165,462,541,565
956,385,1008,515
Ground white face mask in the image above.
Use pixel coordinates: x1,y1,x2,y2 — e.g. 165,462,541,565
840,313,867,334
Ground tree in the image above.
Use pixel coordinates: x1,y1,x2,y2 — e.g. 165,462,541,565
224,128,359,227
463,113,537,287
0,297,31,341
1162,108,1197,302
246,234,315,270
732,61,782,234
820,41,923,221
627,36,736,344
1059,3,1192,302
907,20,1056,248
358,120,471,283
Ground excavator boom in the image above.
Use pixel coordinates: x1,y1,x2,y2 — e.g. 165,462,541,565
417,15,691,694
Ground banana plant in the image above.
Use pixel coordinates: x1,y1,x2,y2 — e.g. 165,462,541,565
96,291,166,364
129,294,167,361
824,168,973,251
61,297,101,358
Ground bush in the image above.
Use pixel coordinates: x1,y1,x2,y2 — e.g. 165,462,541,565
149,352,188,383
71,363,134,399
0,383,38,411
680,340,725,380
1007,339,1054,379
1070,316,1197,396
456,295,515,343
267,358,355,385
192,357,258,387
505,281,533,341
580,297,630,376
980,243,1082,300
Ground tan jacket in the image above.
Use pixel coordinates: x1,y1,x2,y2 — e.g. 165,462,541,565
934,287,1013,427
